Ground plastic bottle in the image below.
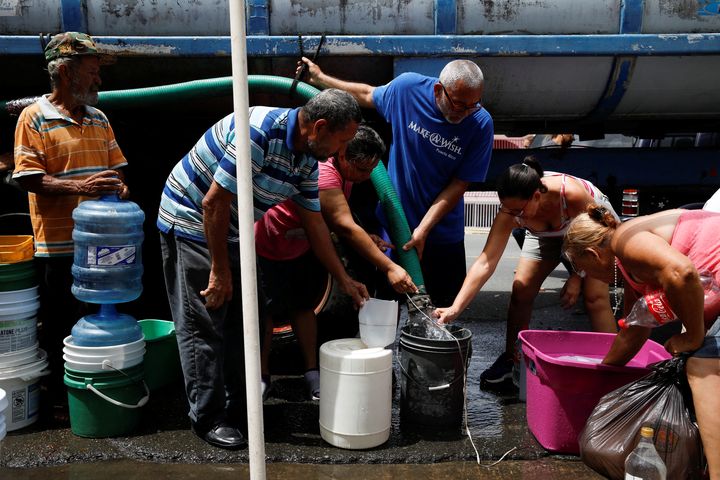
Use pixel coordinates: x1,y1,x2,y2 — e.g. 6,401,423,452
618,273,719,329
71,304,143,346
71,193,145,304
624,426,667,480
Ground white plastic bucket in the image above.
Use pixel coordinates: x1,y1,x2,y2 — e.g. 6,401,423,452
63,348,145,372
0,343,39,367
358,298,398,348
319,338,392,449
0,299,39,322
63,335,144,355
0,317,38,354
0,387,7,415
0,349,49,431
0,286,38,303
0,386,7,440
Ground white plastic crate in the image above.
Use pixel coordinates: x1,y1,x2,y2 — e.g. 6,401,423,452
464,191,500,229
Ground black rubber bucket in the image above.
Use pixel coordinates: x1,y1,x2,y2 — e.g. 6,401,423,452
398,324,472,428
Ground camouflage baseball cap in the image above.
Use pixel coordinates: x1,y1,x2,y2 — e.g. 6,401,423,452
44,32,102,62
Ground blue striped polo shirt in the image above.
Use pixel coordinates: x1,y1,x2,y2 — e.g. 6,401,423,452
157,107,320,244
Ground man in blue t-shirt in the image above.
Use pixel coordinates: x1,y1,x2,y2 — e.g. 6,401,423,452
297,58,493,305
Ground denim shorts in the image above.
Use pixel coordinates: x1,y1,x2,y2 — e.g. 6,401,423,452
692,316,720,358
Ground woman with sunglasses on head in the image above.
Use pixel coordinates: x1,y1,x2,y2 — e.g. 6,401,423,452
563,205,720,479
434,156,618,386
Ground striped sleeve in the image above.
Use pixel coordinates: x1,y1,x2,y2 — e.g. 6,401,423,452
12,107,47,177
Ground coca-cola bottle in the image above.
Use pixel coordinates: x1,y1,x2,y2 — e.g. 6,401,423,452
618,273,719,329
624,426,667,480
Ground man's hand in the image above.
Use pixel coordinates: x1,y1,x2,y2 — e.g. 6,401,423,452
339,277,370,309
369,233,394,253
403,229,427,260
78,170,125,196
387,264,418,294
296,57,324,87
200,266,233,310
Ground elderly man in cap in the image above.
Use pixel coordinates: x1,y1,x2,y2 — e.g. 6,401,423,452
13,32,129,421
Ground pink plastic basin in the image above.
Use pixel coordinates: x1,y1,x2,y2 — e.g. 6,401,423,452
519,330,671,455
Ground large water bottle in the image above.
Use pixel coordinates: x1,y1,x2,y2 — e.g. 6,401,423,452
71,304,143,346
71,194,145,304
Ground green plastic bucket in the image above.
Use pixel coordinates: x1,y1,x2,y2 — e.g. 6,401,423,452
138,319,181,391
0,261,36,292
64,364,149,438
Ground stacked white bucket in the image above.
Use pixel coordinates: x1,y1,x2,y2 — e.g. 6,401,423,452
0,388,7,441
319,298,397,449
0,285,49,431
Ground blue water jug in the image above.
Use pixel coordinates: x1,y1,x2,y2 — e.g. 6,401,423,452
71,304,143,346
71,194,145,304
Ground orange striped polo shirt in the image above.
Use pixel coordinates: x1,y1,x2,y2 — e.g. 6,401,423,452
13,96,127,257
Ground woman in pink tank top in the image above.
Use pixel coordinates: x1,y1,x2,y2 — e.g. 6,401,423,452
434,156,618,387
564,206,720,479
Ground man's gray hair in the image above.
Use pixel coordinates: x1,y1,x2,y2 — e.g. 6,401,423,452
439,60,484,90
47,56,80,90
302,88,363,132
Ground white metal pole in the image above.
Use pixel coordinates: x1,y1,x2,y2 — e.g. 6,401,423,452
227,1,266,478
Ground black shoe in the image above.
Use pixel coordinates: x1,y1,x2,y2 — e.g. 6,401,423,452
192,423,247,450
479,352,514,384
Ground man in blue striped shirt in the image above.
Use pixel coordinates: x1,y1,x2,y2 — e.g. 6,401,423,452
158,89,368,449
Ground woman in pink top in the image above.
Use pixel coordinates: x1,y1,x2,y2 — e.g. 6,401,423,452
256,125,417,400
564,206,720,479
434,156,618,386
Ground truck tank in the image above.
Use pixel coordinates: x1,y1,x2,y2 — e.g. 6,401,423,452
1,0,720,134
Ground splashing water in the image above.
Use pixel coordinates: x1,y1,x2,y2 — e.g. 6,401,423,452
405,293,455,340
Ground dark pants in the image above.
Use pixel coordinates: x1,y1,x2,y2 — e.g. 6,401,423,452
420,240,467,307
160,232,247,431
35,256,87,403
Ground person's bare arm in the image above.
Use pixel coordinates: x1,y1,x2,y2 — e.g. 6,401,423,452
297,205,369,308
16,169,126,197
433,212,516,323
404,178,470,259
201,181,235,310
296,57,376,108
320,188,417,294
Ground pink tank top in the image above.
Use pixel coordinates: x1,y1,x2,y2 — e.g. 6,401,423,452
617,210,720,328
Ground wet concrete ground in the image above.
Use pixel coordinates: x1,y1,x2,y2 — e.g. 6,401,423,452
0,231,609,478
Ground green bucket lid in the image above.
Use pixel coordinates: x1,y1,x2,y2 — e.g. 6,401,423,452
138,319,175,342
0,261,36,292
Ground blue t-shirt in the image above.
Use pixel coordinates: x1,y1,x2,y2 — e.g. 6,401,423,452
372,72,493,244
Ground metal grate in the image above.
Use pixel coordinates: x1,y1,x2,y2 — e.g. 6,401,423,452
464,191,500,229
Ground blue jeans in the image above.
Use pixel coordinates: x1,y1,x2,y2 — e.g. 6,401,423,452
160,232,247,430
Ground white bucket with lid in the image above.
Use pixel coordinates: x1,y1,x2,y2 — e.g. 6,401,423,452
0,349,49,431
0,343,39,367
63,335,144,355
358,298,398,348
0,386,7,440
319,338,392,449
0,387,8,415
63,347,145,372
0,317,38,354
0,298,40,321
0,286,38,303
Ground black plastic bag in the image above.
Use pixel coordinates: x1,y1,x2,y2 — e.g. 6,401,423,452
579,356,704,479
